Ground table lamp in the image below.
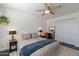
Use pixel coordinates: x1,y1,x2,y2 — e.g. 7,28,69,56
9,30,16,41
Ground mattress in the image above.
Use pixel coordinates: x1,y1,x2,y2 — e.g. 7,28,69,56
18,38,46,49
18,38,60,56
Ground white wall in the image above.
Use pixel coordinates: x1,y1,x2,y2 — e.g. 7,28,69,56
46,11,79,32
0,7,46,51
46,18,55,32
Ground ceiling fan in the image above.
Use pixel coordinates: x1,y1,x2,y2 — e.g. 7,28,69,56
36,3,62,16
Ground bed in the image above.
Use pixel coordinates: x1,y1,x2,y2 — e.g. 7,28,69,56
18,33,60,56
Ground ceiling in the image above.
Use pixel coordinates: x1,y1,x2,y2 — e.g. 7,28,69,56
0,3,79,19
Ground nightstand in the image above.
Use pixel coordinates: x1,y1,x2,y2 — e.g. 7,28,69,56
9,39,17,53
44,33,53,39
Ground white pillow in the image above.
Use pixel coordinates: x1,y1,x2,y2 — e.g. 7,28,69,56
22,33,32,40
31,33,38,38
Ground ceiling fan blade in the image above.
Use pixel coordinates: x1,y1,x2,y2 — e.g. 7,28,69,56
35,10,44,12
50,11,55,15
54,5,62,9
48,6,55,12
42,13,45,16
48,6,54,11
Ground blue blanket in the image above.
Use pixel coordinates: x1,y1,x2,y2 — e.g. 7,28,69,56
19,39,56,56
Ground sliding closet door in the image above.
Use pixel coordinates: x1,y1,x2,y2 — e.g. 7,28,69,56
74,19,79,47
56,19,79,47
63,20,76,45
55,21,64,42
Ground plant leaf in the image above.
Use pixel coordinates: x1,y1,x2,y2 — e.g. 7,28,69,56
0,15,9,25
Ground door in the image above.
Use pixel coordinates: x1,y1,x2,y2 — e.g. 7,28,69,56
74,19,79,47
56,19,79,47
63,20,76,45
55,21,64,42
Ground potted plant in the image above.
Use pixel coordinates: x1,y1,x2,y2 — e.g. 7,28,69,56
0,15,9,25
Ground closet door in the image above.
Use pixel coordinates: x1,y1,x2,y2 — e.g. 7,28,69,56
63,20,78,45
55,21,64,42
56,19,79,47
74,19,79,47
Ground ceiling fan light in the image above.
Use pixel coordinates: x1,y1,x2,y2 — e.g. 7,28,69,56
45,10,50,14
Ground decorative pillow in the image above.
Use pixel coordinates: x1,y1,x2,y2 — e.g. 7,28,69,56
31,33,38,38
22,33,32,40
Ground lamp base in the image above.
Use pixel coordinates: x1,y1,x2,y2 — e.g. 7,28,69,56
9,39,16,42
12,39,14,41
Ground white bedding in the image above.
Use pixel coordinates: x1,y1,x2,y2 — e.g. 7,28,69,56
19,38,46,49
18,38,60,56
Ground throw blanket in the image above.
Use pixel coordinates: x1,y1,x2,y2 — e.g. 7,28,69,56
19,39,56,56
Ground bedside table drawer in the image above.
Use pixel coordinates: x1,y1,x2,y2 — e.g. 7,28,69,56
9,40,18,53
10,42,17,45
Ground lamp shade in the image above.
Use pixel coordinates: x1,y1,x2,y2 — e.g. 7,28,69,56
51,30,54,31
38,30,43,32
9,30,16,35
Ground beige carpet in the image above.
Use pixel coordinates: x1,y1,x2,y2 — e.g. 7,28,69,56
10,45,79,56
56,46,79,56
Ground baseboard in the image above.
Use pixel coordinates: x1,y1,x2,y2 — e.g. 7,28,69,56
0,49,9,56
60,42,79,50
0,49,9,53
